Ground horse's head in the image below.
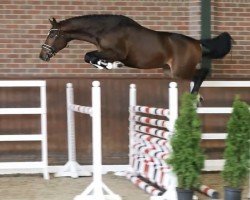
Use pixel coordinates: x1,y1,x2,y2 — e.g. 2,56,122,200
39,18,68,61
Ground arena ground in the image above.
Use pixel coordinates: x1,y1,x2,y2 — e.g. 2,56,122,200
0,172,249,200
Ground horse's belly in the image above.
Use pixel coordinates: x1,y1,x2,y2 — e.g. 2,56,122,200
125,46,167,68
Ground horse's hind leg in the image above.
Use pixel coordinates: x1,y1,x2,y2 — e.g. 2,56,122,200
84,50,125,69
191,64,211,102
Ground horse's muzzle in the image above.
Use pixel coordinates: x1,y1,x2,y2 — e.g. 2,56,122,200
40,44,56,61
39,52,51,62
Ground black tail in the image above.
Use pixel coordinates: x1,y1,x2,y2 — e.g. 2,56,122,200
200,32,233,59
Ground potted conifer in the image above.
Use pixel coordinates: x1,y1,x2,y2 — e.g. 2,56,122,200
167,93,205,200
222,97,250,200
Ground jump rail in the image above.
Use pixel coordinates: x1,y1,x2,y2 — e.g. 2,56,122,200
128,82,220,199
192,81,250,171
0,80,49,180
57,81,121,200
128,82,178,200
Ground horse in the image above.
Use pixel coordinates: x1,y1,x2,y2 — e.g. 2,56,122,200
39,14,233,95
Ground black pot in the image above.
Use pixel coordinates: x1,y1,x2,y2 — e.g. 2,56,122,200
176,187,194,200
224,187,242,200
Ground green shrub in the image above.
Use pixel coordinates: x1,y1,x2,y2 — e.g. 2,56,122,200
167,93,204,189
222,97,250,189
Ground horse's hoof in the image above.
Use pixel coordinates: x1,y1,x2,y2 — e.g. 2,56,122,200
197,94,204,106
90,61,104,69
113,61,124,68
105,61,124,69
106,63,113,69
199,95,204,102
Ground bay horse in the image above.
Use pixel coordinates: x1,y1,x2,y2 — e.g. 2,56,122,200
39,14,233,95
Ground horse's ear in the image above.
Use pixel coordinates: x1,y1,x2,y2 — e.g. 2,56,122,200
49,17,57,26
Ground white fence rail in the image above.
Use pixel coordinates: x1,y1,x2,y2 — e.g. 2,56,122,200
195,81,250,171
0,80,49,179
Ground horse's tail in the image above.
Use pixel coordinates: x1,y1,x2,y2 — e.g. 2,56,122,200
200,32,233,59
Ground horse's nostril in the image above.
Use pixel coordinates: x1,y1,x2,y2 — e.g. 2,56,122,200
39,53,50,62
45,54,50,61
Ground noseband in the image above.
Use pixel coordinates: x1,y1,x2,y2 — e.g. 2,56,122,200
41,44,56,56
41,28,61,56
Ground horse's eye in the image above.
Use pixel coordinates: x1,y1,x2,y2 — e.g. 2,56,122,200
49,34,55,38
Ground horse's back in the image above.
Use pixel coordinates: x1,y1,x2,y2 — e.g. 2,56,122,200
122,27,171,68
96,15,202,77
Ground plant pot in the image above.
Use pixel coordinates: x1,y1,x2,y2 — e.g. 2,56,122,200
176,187,194,200
224,187,242,200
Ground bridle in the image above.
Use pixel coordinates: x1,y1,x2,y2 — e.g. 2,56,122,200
41,43,56,57
41,28,62,56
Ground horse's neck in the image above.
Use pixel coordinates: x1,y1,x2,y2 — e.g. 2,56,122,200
61,18,104,45
66,31,98,45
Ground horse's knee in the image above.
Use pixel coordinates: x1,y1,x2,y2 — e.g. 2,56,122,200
84,52,98,64
84,53,91,63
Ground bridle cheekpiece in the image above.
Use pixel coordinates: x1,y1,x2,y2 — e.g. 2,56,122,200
41,28,61,56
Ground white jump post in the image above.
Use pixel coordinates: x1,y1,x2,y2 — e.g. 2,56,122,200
55,83,91,178
0,80,49,180
62,81,121,200
128,83,136,170
159,82,178,200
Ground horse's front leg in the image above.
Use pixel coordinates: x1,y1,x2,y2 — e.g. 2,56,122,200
84,50,125,69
